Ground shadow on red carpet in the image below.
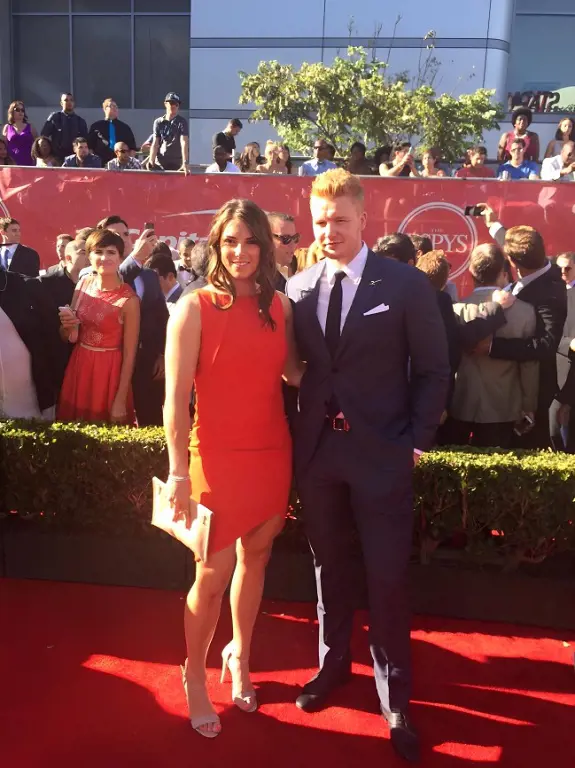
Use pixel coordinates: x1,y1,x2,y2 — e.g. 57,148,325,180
1,579,573,767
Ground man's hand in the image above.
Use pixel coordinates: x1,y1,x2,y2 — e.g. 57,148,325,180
557,403,571,427
152,355,165,380
179,164,190,176
492,290,516,310
131,229,158,266
479,204,498,229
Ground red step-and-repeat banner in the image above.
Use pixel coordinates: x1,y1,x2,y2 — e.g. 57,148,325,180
1,168,574,296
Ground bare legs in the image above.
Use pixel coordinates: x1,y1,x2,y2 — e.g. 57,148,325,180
183,514,285,726
183,545,235,734
230,514,285,657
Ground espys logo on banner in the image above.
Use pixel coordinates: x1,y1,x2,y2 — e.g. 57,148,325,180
398,202,478,278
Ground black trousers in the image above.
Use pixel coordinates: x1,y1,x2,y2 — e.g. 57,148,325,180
132,365,164,427
440,418,515,449
296,426,413,714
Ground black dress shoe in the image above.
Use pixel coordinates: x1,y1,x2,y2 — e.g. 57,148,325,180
384,711,421,763
295,667,352,713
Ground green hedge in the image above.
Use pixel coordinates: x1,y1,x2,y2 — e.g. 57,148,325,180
1,420,574,569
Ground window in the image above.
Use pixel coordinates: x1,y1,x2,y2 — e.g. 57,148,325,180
508,14,575,109
73,16,131,107
72,0,131,11
13,16,70,107
11,8,190,109
516,0,574,11
134,16,190,109
12,0,68,11
135,0,190,9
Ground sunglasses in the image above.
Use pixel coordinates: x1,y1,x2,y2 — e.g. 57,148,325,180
12,107,24,113
273,233,300,245
117,149,129,153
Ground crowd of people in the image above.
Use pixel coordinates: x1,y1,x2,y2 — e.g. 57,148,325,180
2,165,575,763
2,95,575,183
1,179,574,453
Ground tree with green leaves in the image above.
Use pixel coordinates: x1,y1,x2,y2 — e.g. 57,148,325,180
239,46,505,162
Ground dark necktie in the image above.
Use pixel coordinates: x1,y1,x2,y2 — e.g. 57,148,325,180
325,271,346,358
325,271,346,418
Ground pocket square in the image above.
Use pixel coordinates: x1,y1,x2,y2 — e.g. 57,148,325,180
364,303,390,316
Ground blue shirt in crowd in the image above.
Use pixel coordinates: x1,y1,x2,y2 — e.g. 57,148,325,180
298,158,337,177
497,161,539,180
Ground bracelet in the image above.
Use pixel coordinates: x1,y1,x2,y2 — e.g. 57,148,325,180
168,474,190,483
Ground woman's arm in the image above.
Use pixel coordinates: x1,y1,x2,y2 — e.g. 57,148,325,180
31,124,38,139
278,293,305,387
544,139,555,159
530,132,540,163
164,294,202,523
497,132,508,162
111,295,140,421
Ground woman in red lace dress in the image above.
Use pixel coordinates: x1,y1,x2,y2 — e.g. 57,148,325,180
57,229,140,424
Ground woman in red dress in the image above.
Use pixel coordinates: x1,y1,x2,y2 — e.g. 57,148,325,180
58,228,140,424
164,199,302,738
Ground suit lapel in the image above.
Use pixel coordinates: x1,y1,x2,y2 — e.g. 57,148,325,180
336,251,381,358
297,261,329,360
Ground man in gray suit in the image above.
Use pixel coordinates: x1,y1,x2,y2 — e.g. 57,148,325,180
446,244,539,448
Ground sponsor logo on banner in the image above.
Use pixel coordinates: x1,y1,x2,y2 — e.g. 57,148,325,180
398,202,478,278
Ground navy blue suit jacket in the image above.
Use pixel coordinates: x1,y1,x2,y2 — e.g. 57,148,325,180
119,256,168,370
286,250,450,471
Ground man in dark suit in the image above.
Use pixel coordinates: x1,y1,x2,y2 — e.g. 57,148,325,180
98,216,169,426
551,287,575,451
41,92,88,163
26,239,90,409
415,249,461,410
0,217,40,277
145,245,183,310
486,226,567,449
268,212,299,292
286,170,450,763
88,98,137,165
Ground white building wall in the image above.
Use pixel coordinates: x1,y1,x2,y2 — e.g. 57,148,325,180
188,0,516,163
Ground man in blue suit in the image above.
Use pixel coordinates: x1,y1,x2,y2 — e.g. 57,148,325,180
286,170,450,763
98,216,169,426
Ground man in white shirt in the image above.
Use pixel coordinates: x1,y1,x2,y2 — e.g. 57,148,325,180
286,168,450,764
541,141,575,182
205,146,240,173
298,139,337,176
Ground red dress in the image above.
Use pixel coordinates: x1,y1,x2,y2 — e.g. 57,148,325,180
190,290,292,555
57,278,136,424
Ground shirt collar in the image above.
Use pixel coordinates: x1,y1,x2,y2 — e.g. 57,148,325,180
165,283,180,301
514,262,551,294
324,242,368,287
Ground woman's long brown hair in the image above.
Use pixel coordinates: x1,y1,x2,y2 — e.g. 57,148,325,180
207,199,277,329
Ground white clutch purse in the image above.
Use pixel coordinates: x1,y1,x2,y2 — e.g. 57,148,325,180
151,477,213,563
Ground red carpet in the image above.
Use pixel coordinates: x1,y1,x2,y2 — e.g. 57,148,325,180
1,579,574,767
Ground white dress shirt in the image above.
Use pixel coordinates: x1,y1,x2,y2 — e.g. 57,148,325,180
541,155,575,182
205,162,240,173
1,243,18,269
316,243,368,333
512,262,551,295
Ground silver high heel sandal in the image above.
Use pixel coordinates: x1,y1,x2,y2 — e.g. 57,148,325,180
220,642,258,713
180,660,221,738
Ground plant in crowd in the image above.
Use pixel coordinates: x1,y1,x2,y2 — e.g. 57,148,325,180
239,43,504,161
1,420,574,571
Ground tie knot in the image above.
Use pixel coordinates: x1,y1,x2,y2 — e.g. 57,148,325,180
333,271,346,285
